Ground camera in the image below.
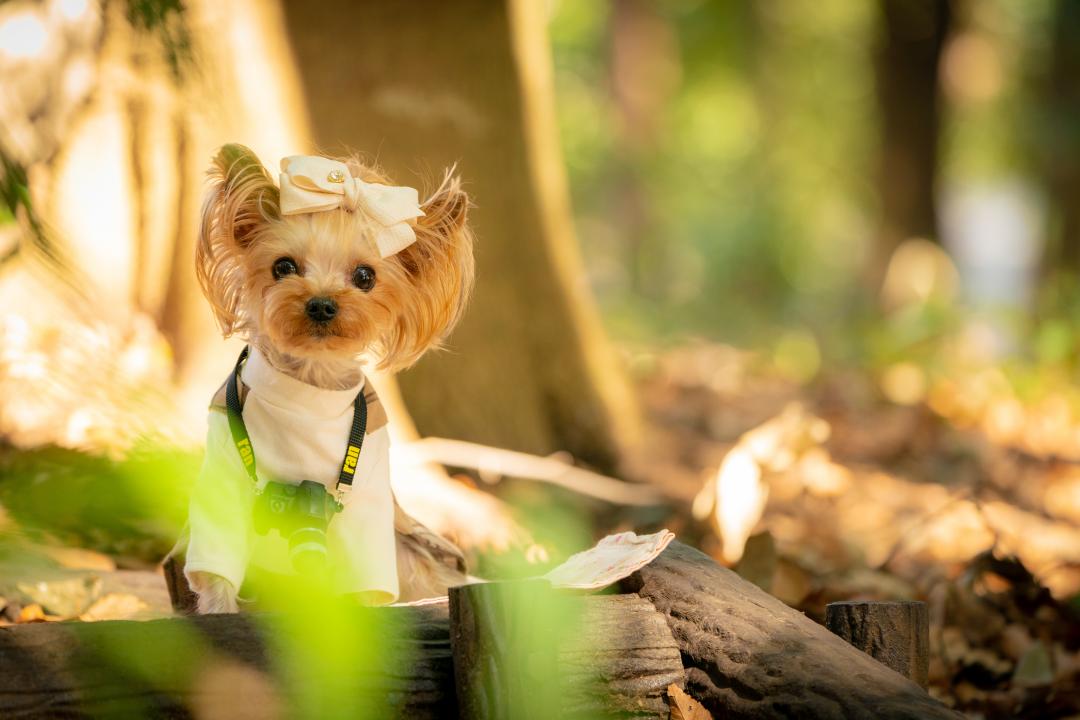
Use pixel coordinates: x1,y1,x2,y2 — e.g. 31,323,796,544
252,480,342,575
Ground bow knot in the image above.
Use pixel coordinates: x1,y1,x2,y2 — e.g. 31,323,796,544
279,155,424,258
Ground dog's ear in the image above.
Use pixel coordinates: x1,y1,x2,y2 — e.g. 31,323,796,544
196,144,280,335
379,170,475,370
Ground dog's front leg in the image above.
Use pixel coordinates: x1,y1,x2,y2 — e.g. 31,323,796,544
189,571,239,614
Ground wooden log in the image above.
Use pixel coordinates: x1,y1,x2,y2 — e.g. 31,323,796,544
449,581,682,720
0,594,682,719
622,541,961,719
0,604,454,719
825,600,929,689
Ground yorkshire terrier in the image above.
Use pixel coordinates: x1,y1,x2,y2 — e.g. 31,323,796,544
184,144,474,614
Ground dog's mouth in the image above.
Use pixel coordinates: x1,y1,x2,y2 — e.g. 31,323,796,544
308,324,339,339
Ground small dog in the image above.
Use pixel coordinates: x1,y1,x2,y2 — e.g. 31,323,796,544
184,144,474,614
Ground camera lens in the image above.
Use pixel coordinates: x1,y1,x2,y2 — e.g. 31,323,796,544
288,526,329,576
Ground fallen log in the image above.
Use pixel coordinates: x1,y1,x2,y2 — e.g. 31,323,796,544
622,541,961,719
0,604,452,719
0,594,683,719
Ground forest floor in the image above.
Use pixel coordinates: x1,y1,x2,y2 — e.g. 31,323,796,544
623,341,1080,719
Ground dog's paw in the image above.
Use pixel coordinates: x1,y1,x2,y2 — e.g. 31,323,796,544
189,571,239,614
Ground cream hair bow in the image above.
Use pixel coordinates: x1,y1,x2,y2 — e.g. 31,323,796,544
279,155,424,258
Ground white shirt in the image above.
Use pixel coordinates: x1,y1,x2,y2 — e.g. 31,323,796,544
184,347,399,604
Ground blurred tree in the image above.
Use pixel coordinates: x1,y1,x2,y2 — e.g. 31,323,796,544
1037,0,1080,276
608,0,677,297
1,0,312,423
280,0,640,471
874,0,952,271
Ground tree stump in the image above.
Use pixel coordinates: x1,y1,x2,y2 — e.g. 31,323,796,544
622,541,960,719
825,600,930,689
449,579,560,720
449,581,683,720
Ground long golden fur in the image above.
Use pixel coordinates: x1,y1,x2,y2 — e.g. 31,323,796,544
190,144,474,611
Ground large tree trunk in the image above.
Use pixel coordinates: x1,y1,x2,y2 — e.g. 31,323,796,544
280,0,640,471
873,0,951,274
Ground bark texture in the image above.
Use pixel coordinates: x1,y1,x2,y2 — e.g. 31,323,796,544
622,541,960,719
0,604,453,719
280,0,639,470
826,600,930,689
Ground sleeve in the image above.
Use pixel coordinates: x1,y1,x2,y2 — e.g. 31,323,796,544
184,411,256,593
327,427,399,603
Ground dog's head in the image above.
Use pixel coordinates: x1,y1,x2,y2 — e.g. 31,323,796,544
197,144,474,371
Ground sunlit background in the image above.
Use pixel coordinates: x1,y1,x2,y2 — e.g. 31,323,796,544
1,0,1080,717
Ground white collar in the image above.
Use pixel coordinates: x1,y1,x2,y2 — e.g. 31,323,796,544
241,346,364,418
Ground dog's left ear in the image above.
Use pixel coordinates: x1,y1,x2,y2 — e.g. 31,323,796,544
197,144,280,335
379,171,475,370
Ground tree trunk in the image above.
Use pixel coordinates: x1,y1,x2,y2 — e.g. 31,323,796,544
279,0,640,471
623,542,961,719
1038,0,1080,277
874,0,951,274
608,0,677,298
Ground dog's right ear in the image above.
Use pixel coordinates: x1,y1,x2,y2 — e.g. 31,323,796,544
196,144,280,335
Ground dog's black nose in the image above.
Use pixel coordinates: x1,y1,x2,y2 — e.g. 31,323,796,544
305,297,338,324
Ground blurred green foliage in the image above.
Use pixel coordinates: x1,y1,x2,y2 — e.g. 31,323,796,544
0,443,196,559
550,0,1067,376
552,0,877,346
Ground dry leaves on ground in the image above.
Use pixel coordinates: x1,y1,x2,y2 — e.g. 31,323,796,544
667,683,714,720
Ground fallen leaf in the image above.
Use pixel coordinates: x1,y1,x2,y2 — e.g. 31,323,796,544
16,574,102,618
80,593,147,622
17,604,46,623
667,684,713,720
1013,641,1053,687
772,558,812,606
734,531,777,591
40,546,116,573
998,624,1033,662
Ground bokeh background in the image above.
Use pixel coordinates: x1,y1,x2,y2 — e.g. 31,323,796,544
2,0,1080,716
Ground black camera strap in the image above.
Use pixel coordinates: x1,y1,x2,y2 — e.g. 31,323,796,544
224,346,368,493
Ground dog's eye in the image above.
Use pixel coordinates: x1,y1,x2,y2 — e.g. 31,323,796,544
272,257,298,280
352,265,376,292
